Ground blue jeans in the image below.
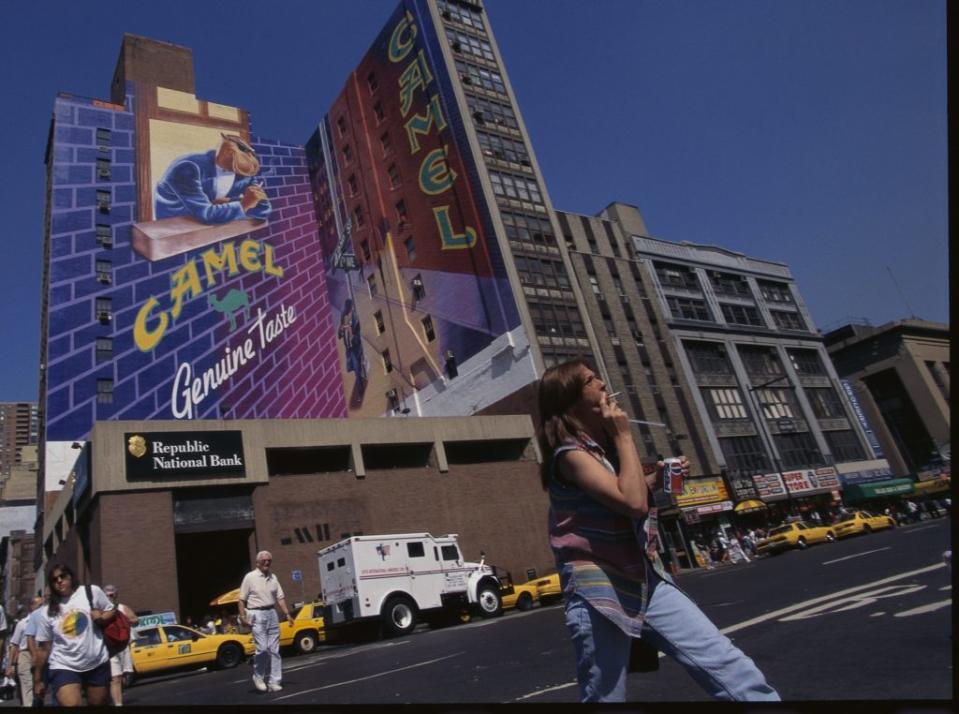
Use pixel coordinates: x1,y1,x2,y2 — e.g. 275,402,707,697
565,581,780,702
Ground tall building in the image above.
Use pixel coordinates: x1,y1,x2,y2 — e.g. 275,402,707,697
613,212,891,532
0,402,38,478
824,319,950,488
306,0,598,418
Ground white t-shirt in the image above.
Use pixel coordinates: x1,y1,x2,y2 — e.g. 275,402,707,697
9,618,30,650
36,586,114,672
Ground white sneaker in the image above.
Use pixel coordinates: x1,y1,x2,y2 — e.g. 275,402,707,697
267,682,283,692
253,674,267,692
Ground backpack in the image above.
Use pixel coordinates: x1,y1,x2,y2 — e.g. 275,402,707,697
85,584,131,657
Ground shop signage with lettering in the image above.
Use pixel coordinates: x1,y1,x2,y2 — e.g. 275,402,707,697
782,467,841,494
125,431,246,480
838,466,893,487
683,500,734,516
840,379,884,458
675,477,730,508
726,474,761,501
753,472,786,499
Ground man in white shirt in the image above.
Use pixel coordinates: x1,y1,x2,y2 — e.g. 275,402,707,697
5,597,43,706
238,551,293,693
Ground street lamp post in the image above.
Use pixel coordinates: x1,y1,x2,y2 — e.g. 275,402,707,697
746,374,797,517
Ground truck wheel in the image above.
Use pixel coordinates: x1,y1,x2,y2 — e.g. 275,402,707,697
294,629,319,654
475,582,502,618
516,592,534,612
215,642,243,669
383,595,417,636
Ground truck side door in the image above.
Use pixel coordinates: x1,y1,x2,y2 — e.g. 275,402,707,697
406,539,442,609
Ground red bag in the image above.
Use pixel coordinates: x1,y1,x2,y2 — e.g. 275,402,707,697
85,584,132,656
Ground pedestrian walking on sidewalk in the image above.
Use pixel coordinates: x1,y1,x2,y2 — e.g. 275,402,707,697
238,551,294,693
537,358,780,703
103,585,138,706
5,597,43,706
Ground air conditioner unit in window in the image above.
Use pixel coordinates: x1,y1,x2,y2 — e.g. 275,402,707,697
97,276,111,284
97,168,111,179
442,10,452,20
472,111,486,124
451,41,462,52
97,312,112,323
461,75,472,84
386,389,399,410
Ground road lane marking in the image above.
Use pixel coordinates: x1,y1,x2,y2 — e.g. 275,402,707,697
513,680,577,701
939,585,951,591
273,651,465,700
230,640,413,682
778,584,927,621
515,563,947,700
718,562,945,636
893,599,952,617
822,547,891,565
902,525,939,534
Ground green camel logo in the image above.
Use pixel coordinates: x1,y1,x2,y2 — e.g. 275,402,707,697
208,289,250,332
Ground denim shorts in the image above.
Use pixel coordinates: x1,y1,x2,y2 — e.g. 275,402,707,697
49,660,111,691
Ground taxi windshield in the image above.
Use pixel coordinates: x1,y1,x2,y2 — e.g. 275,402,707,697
768,525,794,536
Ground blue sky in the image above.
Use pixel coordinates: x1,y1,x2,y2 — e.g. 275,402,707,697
0,0,947,401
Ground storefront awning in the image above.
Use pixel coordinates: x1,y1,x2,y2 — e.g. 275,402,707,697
843,478,915,502
910,478,951,496
734,499,767,513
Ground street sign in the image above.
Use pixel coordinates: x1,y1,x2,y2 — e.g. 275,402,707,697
291,569,303,582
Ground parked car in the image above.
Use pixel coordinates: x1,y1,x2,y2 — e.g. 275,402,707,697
130,624,254,679
531,573,562,605
757,522,836,555
280,600,327,653
833,510,896,538
495,568,540,612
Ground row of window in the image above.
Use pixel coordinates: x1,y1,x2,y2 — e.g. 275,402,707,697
446,28,495,62
514,255,570,290
488,170,543,206
500,210,554,248
466,95,520,131
438,0,486,32
687,341,830,380
476,131,530,166
527,300,587,339
455,59,507,95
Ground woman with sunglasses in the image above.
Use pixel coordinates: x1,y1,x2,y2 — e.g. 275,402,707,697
538,358,779,702
31,566,116,707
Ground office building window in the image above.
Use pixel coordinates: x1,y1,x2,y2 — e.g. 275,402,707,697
95,259,112,284
824,430,866,462
758,280,794,303
95,337,113,362
527,301,587,339
388,164,401,188
95,297,112,323
499,210,554,248
381,349,393,374
770,309,805,330
719,435,771,474
788,348,826,375
755,387,797,419
774,432,823,469
589,276,600,295
488,170,543,205
367,273,377,297
342,144,352,164
710,271,752,297
684,341,731,375
666,296,712,322
373,101,385,121
361,240,371,261
721,304,763,326
476,131,530,165
454,59,507,95
95,127,111,149
702,388,749,420
367,71,378,93
807,388,846,419
396,199,408,223
380,131,392,154
96,158,111,180
96,379,114,404
95,224,113,248
348,174,358,196
404,236,416,262
465,95,519,130
438,0,486,31
96,189,111,212
514,255,570,290
353,205,365,227
446,28,495,61
337,116,347,136
422,315,436,342
654,262,699,290
411,274,426,300
373,311,385,334
738,345,784,377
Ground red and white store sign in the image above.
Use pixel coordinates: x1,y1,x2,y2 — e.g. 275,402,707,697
782,467,841,494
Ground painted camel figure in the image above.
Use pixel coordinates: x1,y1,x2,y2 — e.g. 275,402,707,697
208,289,250,332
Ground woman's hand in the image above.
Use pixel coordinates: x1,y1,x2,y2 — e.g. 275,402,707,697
646,455,691,491
599,393,631,441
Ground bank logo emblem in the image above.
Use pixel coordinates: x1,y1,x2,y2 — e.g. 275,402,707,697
128,435,147,458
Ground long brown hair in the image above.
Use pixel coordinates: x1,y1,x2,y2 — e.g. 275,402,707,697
47,564,76,618
537,356,592,489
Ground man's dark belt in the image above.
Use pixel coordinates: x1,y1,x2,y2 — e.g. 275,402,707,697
249,605,275,610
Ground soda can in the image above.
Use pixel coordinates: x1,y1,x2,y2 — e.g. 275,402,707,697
663,457,685,495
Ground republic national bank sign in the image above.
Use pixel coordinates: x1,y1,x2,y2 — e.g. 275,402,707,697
307,0,523,417
43,77,347,446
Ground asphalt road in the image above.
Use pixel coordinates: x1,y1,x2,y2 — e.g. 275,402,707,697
70,518,959,704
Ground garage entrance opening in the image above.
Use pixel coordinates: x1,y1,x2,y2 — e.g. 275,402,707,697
175,528,252,623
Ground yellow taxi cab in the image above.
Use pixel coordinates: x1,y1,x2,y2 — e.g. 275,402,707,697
279,600,327,653
833,510,896,538
757,521,836,555
130,624,254,677
531,573,562,605
494,567,540,611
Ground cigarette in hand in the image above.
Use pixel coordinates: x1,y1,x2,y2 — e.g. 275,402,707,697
606,391,621,400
